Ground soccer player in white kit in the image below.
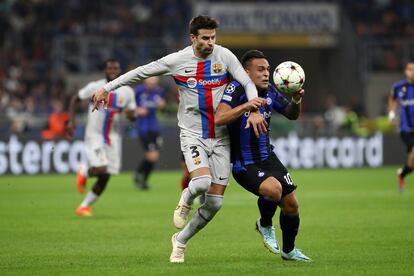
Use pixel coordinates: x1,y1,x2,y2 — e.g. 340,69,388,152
67,59,136,217
91,16,267,262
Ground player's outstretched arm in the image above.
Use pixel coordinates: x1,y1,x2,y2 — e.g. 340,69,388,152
282,89,304,120
66,93,82,138
388,95,398,123
215,99,263,126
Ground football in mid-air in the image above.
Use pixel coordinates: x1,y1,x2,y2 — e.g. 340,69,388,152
273,61,305,94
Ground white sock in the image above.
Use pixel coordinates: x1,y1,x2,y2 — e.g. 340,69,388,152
80,191,98,207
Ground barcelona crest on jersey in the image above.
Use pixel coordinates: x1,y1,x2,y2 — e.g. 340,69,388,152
212,63,222,73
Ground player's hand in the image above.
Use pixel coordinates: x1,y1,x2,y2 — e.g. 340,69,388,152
135,107,149,116
388,110,397,125
292,89,305,103
92,88,109,112
245,98,266,111
245,111,267,138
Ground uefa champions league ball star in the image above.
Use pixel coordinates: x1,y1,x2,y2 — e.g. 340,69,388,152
273,61,305,94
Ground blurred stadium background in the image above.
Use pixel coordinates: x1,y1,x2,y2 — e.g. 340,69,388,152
1,1,414,275
0,0,411,174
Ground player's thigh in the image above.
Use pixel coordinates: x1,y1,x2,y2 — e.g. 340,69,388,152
233,165,269,196
180,133,210,175
209,139,230,186
85,138,109,168
104,140,121,175
265,153,297,198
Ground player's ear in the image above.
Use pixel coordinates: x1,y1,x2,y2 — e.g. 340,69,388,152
190,34,197,43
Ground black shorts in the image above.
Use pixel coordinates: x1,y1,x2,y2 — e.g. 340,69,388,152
232,152,297,198
400,132,414,152
139,132,163,151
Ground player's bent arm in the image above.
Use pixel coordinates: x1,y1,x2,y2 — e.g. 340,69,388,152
103,59,170,92
68,93,82,126
66,93,81,137
215,102,251,126
388,95,398,121
283,100,301,120
124,109,136,122
223,48,259,101
282,89,304,120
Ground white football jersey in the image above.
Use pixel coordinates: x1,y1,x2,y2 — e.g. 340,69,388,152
78,79,136,146
103,45,257,139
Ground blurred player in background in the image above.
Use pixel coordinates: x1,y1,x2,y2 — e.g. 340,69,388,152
66,59,136,216
133,76,166,190
388,60,414,192
216,50,310,261
91,15,267,263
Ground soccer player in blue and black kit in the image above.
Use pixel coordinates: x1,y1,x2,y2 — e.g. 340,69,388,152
388,60,414,192
215,50,310,261
134,76,166,189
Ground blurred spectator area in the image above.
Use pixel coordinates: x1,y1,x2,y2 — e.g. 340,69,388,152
1,0,413,139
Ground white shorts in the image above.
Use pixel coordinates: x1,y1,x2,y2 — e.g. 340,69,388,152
84,136,121,175
180,130,230,186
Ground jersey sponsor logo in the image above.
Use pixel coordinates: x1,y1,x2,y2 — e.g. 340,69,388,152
212,63,222,73
266,97,272,106
257,171,265,177
198,78,221,86
401,99,414,106
187,77,197,88
244,110,271,119
225,83,236,93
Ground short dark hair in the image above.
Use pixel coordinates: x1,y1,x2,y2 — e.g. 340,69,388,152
103,58,119,69
189,15,219,35
241,50,267,68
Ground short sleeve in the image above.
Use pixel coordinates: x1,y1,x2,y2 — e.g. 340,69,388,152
220,82,245,108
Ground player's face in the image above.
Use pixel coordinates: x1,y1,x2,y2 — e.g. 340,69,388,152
105,61,121,81
191,29,216,58
245,58,270,90
405,63,414,83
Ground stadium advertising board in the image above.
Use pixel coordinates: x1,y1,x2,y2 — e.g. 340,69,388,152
193,2,339,47
272,133,383,169
0,132,404,175
194,2,339,33
0,135,86,175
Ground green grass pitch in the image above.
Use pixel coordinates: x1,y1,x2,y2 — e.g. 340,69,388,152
1,167,413,275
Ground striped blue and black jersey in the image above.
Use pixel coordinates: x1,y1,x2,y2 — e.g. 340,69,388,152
391,79,414,133
220,81,290,172
134,84,165,135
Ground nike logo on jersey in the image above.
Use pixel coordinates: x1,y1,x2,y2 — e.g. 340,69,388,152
218,176,228,180
185,69,194,73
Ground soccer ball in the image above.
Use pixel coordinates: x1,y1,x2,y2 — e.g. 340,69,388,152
273,61,305,94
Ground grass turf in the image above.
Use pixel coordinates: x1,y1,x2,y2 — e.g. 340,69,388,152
0,167,413,275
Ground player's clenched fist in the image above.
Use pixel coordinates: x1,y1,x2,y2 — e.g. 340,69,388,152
246,97,266,111
92,88,109,111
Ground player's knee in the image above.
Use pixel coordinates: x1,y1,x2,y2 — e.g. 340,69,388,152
199,194,223,221
259,181,282,202
188,175,212,195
